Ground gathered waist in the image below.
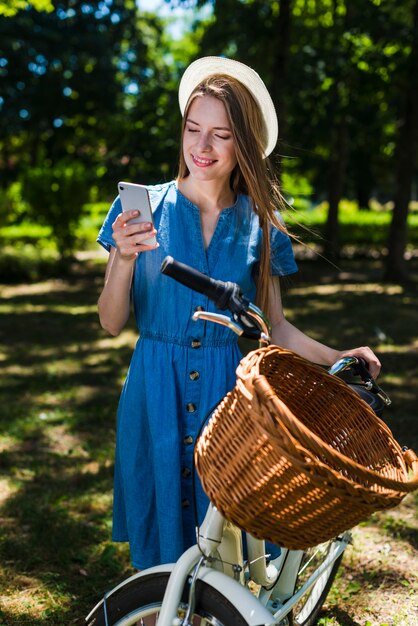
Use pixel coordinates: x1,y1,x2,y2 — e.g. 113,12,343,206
139,330,237,348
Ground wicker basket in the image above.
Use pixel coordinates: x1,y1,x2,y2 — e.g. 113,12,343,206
195,346,418,550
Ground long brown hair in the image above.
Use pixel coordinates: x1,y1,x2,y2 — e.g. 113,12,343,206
177,74,289,317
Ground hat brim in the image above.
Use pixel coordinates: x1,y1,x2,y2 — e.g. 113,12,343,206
178,56,278,158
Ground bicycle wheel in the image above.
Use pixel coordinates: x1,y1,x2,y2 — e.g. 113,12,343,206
290,539,345,626
86,572,251,626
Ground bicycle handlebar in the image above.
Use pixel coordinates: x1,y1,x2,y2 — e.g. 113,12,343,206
160,256,271,341
160,256,391,409
160,256,241,311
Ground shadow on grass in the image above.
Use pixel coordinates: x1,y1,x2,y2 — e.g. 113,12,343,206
319,607,363,626
0,422,132,625
0,260,135,624
0,256,417,624
384,523,418,551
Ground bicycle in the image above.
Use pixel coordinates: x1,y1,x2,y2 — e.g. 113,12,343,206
86,256,405,626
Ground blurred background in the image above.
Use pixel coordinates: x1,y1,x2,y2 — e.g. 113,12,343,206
0,2,417,625
0,0,417,278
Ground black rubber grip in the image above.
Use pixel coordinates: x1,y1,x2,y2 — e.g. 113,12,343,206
160,256,237,310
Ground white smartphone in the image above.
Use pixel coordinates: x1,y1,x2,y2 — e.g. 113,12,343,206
118,181,157,247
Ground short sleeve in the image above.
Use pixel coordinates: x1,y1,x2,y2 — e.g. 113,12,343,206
270,225,298,276
97,196,122,252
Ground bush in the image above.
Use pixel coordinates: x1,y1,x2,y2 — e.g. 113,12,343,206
21,161,90,258
285,200,418,247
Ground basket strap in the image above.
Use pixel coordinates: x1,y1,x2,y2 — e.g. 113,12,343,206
252,375,418,494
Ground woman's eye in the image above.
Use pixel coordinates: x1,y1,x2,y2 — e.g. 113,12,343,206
187,127,198,133
216,135,230,140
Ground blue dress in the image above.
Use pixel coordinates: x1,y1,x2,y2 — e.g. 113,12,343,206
98,180,297,569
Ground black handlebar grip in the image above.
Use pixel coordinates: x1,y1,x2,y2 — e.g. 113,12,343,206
160,256,238,310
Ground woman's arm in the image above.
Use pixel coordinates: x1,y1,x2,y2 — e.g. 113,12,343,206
98,209,158,336
269,277,381,378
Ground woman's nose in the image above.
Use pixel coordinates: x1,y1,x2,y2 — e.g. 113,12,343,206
197,132,211,151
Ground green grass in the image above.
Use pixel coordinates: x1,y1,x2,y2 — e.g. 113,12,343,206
0,191,417,624
1,197,418,286
0,255,417,624
0,202,109,248
284,199,418,247
0,258,134,625
1,198,418,282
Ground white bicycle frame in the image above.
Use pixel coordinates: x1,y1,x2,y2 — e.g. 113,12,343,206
156,503,350,626
87,500,351,626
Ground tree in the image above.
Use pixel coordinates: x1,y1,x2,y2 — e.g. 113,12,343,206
0,0,207,254
0,0,53,17
0,0,139,188
175,0,417,268
384,0,418,281
22,160,90,258
0,0,168,256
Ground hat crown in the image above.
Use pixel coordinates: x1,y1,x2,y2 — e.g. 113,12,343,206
179,56,278,158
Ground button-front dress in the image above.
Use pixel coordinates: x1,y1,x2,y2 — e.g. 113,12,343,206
98,180,298,569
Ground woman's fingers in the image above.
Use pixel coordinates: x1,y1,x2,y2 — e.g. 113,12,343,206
112,213,158,258
339,346,381,378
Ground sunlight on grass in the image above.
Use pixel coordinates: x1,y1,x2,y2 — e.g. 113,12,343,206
0,256,417,625
290,283,404,297
0,303,98,315
60,489,113,517
0,280,80,298
0,434,19,453
0,478,20,506
44,425,90,457
0,573,71,623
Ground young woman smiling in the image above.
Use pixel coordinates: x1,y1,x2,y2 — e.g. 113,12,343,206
97,57,381,571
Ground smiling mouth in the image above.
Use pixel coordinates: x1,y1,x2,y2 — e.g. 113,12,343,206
192,154,217,167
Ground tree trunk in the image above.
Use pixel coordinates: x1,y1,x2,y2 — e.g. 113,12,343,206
384,0,418,281
271,0,292,135
355,155,372,210
323,121,350,261
357,184,371,211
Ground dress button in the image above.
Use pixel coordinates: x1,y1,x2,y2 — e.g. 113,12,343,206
183,435,193,445
186,403,196,413
182,499,190,508
182,467,191,478
194,305,204,312
189,370,200,381
191,339,201,349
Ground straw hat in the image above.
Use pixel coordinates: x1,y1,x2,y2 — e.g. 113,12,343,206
178,56,278,157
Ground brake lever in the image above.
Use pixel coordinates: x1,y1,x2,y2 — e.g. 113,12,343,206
192,311,244,336
192,310,271,346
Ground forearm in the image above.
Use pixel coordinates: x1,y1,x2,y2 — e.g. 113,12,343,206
271,317,340,366
98,250,136,336
268,277,381,376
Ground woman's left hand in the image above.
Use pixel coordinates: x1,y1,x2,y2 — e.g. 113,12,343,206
336,347,381,379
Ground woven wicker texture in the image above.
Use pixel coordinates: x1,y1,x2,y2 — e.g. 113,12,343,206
195,346,418,550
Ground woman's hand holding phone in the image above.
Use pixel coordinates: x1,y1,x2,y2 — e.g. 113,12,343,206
112,210,159,260
113,182,159,260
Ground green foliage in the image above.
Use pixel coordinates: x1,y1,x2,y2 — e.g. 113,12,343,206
0,181,30,225
0,0,417,271
281,168,315,211
0,0,53,17
285,200,418,247
0,243,58,282
21,161,90,257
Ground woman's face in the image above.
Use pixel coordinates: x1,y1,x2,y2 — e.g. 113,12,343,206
182,95,238,185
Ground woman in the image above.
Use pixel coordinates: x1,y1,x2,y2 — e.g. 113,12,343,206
97,57,380,570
